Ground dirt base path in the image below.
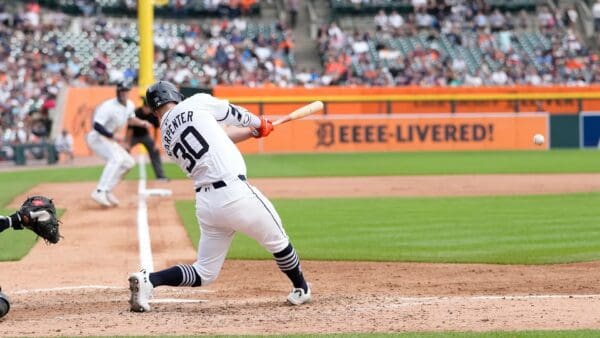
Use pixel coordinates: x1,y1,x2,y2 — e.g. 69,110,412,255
2,174,600,336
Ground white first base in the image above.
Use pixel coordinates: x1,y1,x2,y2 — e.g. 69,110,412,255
144,188,172,197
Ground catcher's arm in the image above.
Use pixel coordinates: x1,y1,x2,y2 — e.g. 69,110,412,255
0,213,25,233
0,215,12,233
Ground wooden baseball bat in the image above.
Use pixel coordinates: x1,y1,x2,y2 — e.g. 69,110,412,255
272,101,324,126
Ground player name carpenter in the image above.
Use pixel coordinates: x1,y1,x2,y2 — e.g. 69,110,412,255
162,110,194,155
316,122,493,146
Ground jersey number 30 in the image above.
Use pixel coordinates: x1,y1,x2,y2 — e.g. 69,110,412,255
173,126,209,173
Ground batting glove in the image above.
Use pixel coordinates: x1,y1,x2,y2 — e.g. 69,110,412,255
252,117,274,138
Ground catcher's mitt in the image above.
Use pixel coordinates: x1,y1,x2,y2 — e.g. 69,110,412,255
18,196,61,244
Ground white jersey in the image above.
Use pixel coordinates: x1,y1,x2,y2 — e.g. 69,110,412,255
160,93,258,187
92,98,135,134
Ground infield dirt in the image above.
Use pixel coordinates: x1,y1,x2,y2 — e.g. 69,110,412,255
1,174,600,336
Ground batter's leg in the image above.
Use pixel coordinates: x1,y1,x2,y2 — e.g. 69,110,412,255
224,182,310,304
129,225,234,312
150,226,234,287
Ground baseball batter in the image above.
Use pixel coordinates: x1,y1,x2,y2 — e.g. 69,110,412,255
0,196,61,318
86,82,152,207
128,81,311,312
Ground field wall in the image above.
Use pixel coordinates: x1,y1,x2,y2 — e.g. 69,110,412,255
61,86,600,156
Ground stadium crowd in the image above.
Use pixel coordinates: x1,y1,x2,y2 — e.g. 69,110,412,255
0,2,61,158
0,1,293,158
317,0,600,86
73,0,260,17
2,0,600,153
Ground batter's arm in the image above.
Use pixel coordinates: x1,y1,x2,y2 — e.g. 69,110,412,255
214,104,261,128
223,126,254,144
203,94,262,129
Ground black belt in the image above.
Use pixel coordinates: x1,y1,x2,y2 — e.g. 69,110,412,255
195,175,246,192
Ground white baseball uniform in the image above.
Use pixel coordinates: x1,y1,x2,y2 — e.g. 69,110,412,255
160,93,289,285
86,98,136,192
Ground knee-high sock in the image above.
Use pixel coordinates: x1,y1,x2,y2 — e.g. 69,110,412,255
273,243,308,292
149,265,202,287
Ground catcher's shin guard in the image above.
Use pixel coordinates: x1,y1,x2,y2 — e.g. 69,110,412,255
0,288,10,319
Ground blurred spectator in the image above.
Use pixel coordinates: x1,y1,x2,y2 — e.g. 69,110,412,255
75,0,95,16
489,9,505,32
562,6,578,28
593,0,600,32
286,0,299,29
388,10,404,30
374,10,388,31
412,0,427,10
54,129,74,163
537,6,555,29
24,1,40,30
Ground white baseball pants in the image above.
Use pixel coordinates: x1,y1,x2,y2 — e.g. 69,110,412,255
193,178,290,285
86,131,135,192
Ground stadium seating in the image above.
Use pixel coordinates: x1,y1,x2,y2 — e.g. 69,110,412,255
319,1,596,86
37,0,261,17
330,0,543,16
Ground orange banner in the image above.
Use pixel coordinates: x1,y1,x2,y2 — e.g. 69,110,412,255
237,114,549,153
63,87,143,156
62,86,548,156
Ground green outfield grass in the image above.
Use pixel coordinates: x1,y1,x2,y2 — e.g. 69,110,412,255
176,193,600,264
1,149,600,262
1,150,599,191
165,150,600,178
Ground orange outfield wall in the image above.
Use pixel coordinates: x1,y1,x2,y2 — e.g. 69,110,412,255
236,114,549,153
64,86,550,156
63,87,144,156
214,85,600,115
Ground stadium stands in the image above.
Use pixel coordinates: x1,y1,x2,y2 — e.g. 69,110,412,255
319,0,599,86
37,0,261,18
1,0,600,163
0,1,296,161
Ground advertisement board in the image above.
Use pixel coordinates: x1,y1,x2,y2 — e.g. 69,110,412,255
580,112,600,148
238,113,549,153
62,86,549,155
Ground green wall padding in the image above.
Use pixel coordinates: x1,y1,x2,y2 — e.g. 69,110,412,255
551,115,580,148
